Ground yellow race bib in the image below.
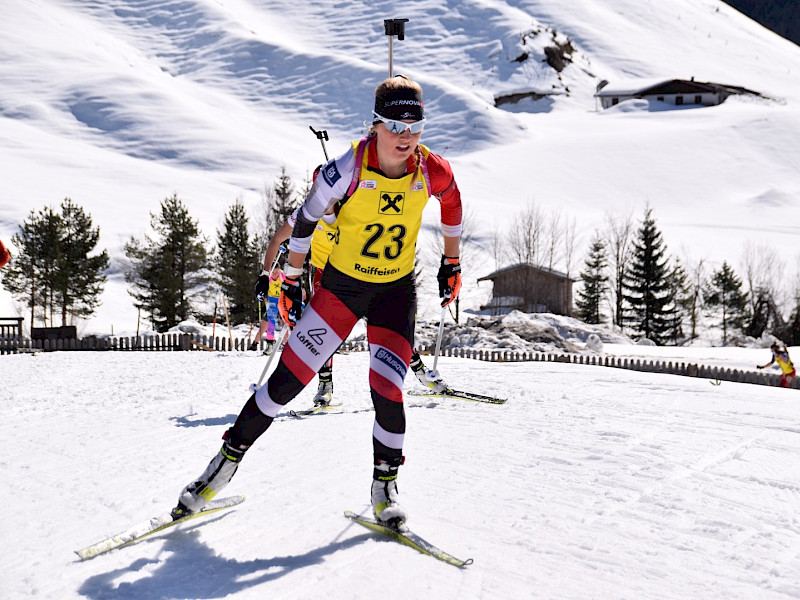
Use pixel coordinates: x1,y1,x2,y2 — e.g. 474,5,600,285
310,219,337,269
328,142,431,282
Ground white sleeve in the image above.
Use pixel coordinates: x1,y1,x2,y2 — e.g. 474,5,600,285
288,146,356,256
300,147,356,223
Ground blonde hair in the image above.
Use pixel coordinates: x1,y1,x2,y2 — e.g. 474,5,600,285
373,76,424,183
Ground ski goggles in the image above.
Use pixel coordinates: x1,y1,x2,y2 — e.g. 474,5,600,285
372,112,426,135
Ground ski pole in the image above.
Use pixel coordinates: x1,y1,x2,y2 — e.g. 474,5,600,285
266,243,287,277
250,326,290,393
309,126,329,161
431,305,447,374
250,245,289,391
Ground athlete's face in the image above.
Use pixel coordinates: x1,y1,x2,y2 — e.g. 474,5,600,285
375,121,421,168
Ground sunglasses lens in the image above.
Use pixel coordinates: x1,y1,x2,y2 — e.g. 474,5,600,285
374,113,424,134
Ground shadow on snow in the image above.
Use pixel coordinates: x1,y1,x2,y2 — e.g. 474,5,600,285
77,515,375,599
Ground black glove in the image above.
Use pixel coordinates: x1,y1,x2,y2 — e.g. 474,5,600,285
436,255,462,307
278,276,303,327
254,271,270,301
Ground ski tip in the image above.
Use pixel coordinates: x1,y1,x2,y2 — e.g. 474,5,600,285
218,494,246,506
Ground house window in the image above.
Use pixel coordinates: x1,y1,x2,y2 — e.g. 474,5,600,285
694,95,702,104
612,98,619,106
676,96,684,105
657,96,664,102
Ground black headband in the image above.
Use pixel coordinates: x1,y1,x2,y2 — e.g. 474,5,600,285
374,88,424,121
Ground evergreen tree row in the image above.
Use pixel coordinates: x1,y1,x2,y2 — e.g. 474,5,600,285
1,198,109,328
4,176,798,345
1,166,305,333
124,166,304,332
575,206,800,346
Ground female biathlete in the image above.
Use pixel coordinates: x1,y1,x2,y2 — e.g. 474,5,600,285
758,341,796,388
172,76,463,524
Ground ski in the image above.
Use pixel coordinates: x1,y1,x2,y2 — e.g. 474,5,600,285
407,388,507,404
75,495,245,561
289,401,343,418
344,510,472,568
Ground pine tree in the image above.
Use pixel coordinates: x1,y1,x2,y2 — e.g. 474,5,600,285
1,200,108,327
743,287,771,338
664,258,689,344
1,210,47,326
785,294,800,346
124,194,209,332
216,199,259,326
622,207,673,344
36,207,63,326
575,233,608,324
53,199,109,325
255,165,302,251
704,261,749,345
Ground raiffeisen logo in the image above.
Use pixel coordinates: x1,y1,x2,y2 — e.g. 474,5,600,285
354,264,401,277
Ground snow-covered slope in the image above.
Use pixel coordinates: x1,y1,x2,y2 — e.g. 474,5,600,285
5,349,800,599
1,0,799,334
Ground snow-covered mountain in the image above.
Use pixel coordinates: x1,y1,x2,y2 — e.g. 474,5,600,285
3,5,800,597
1,0,799,335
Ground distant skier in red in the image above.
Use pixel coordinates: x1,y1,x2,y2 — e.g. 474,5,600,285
758,341,796,388
0,239,10,268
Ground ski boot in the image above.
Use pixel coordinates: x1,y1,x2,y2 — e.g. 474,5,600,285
171,430,249,519
262,339,276,356
312,367,333,407
410,353,449,394
371,456,407,526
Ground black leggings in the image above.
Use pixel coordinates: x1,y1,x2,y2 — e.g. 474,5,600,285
228,264,416,464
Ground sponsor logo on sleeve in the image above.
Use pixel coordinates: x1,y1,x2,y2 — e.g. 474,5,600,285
323,162,341,187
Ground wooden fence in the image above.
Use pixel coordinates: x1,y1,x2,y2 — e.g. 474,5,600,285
415,344,798,390
1,332,796,390
0,317,23,340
